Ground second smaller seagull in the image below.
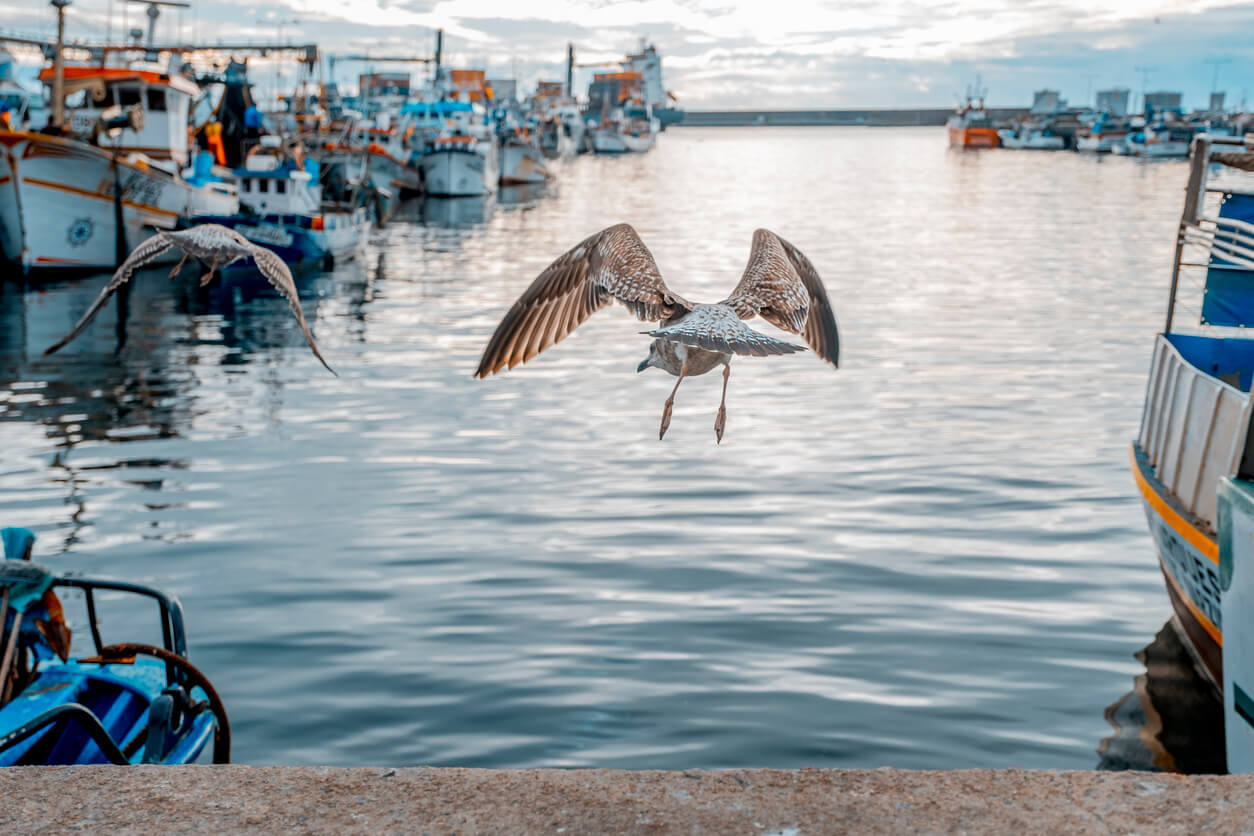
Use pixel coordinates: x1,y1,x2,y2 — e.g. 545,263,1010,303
43,224,335,375
475,224,839,442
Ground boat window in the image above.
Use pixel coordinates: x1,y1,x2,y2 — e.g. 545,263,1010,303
242,179,250,192
116,85,141,108
276,180,286,194
146,88,166,112
259,179,269,193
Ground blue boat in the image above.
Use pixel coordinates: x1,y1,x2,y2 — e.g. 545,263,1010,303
0,528,229,765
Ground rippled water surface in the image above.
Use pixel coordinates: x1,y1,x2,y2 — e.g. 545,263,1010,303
0,128,1220,769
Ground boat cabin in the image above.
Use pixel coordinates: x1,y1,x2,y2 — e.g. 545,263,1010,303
234,137,322,216
39,67,198,165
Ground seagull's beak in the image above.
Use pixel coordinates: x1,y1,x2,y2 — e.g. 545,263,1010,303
637,357,650,373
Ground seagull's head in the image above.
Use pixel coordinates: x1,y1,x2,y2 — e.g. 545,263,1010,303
637,340,660,373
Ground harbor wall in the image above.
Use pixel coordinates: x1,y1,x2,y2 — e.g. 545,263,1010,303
678,108,1030,127
3,765,1252,834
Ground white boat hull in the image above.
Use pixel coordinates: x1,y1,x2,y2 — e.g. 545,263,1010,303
312,208,369,260
499,142,550,185
366,151,421,196
591,129,654,154
1123,141,1190,158
1076,133,1127,153
0,131,237,271
420,149,491,197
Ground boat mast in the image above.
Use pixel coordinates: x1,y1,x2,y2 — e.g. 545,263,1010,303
50,0,70,130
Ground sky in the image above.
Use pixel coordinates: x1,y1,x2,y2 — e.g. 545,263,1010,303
3,0,1254,110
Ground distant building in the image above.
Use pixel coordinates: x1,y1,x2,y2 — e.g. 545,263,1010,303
1210,91,1227,113
358,73,410,100
1144,91,1183,114
1095,88,1130,117
1030,89,1064,115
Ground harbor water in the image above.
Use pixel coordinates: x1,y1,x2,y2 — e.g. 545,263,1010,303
0,127,1220,770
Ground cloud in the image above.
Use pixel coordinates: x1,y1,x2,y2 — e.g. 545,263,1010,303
7,0,1253,109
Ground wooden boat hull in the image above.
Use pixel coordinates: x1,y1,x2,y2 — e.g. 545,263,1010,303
1132,443,1224,691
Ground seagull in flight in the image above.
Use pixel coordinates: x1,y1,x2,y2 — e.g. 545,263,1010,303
43,224,335,375
475,224,839,442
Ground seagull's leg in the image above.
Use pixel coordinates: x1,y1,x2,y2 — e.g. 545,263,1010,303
660,359,689,440
715,362,730,444
199,259,219,287
168,250,190,280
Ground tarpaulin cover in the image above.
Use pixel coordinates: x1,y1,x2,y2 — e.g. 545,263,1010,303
1202,193,1254,327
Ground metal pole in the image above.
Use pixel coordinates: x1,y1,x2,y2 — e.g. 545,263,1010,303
50,0,70,130
1165,137,1211,334
566,43,573,98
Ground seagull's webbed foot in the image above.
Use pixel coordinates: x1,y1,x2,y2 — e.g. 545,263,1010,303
659,360,689,441
199,259,219,287
168,251,190,280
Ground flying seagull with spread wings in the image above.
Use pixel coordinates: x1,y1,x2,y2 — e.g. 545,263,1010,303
43,224,335,375
475,224,839,442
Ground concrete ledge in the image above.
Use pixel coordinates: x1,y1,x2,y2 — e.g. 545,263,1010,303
2,766,1251,834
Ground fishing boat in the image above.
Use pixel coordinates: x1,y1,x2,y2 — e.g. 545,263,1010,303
349,120,422,197
197,136,367,268
947,82,1000,149
997,124,1064,150
590,104,657,154
1117,120,1196,158
497,124,550,185
0,527,229,765
0,66,238,273
421,129,493,197
1075,116,1131,153
1131,136,1254,692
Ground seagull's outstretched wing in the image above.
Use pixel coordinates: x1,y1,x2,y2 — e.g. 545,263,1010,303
247,243,336,376
721,229,840,368
475,223,691,377
44,232,175,356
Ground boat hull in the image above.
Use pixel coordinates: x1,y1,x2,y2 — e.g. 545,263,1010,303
1076,133,1128,153
1132,443,1224,691
499,142,550,185
420,149,490,196
0,131,218,272
195,207,368,268
948,126,1000,148
591,129,654,154
366,150,422,197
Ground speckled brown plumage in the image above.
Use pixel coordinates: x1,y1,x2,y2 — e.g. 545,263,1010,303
475,223,840,441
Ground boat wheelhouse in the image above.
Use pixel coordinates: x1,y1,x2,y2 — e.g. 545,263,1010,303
1133,136,1254,691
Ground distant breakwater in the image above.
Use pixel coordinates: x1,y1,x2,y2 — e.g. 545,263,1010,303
678,108,1030,127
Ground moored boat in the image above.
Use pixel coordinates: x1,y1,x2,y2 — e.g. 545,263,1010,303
0,68,237,273
0,527,229,765
498,125,550,185
1132,136,1254,692
997,124,1064,150
947,83,1000,149
421,132,492,196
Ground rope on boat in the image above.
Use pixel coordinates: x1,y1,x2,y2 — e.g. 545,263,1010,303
96,643,231,764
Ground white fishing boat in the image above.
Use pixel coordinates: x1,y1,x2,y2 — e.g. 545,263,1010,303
1117,121,1195,158
0,67,237,273
421,132,492,196
1131,136,1254,693
349,119,421,197
1075,116,1131,152
997,124,1065,150
497,125,550,185
590,106,657,154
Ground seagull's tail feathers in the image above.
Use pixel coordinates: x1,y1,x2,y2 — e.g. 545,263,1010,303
644,305,806,358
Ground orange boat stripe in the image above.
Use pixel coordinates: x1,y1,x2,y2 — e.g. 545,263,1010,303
1129,445,1220,564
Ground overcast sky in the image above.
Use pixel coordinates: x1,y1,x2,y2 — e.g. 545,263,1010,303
4,0,1253,110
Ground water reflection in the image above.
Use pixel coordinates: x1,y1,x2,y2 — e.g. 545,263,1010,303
497,183,552,209
1098,622,1225,774
422,195,491,227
